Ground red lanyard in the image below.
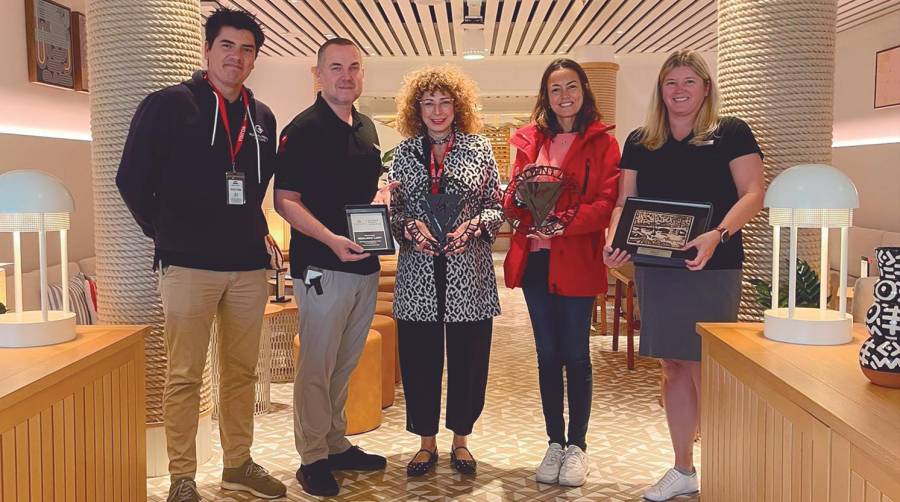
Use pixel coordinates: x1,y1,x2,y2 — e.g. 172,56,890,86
207,76,250,171
429,133,454,194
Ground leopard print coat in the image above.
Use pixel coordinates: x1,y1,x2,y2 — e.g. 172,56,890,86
387,132,503,322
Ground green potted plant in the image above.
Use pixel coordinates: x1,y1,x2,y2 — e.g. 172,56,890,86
749,258,826,308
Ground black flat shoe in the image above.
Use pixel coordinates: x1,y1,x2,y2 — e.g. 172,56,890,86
450,446,477,475
406,448,438,477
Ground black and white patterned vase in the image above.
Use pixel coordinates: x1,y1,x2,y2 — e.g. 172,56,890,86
859,246,900,388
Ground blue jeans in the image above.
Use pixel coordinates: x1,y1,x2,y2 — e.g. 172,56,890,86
522,286,594,451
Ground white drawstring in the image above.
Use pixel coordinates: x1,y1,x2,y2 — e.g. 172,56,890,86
210,90,218,146
246,101,261,183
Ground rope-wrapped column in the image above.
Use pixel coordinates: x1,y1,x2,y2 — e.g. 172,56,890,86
86,0,209,425
718,0,836,321
575,45,619,130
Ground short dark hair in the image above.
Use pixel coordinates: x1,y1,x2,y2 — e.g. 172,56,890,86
531,58,602,136
317,37,361,66
205,7,265,55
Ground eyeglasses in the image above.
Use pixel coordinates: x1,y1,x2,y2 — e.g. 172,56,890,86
419,99,454,112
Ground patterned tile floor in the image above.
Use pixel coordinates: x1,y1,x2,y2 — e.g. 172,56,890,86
148,277,701,501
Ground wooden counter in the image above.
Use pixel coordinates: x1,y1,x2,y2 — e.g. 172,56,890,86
0,325,148,502
699,322,900,502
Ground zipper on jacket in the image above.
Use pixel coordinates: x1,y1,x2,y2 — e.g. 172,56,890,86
582,158,591,195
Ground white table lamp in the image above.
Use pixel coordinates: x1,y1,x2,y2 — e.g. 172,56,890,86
763,164,859,345
0,170,77,347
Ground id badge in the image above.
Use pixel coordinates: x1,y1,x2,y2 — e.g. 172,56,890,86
226,171,246,205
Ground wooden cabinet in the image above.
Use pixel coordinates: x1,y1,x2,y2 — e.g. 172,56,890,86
699,323,900,502
0,326,148,502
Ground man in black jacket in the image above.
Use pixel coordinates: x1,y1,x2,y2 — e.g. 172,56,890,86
116,8,285,502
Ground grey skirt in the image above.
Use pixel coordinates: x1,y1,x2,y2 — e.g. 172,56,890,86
634,266,741,362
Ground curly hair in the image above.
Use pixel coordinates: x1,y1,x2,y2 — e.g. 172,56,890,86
395,65,482,138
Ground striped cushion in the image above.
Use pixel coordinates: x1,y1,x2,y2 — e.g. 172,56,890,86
47,273,97,325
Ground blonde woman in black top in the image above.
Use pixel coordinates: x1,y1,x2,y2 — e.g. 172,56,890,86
604,50,765,501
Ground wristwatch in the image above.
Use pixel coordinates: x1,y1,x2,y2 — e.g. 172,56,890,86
715,226,731,244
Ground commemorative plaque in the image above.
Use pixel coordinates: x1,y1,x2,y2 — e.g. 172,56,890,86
611,197,713,267
345,204,396,255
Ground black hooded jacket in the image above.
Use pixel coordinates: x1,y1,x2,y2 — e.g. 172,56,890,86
116,71,276,271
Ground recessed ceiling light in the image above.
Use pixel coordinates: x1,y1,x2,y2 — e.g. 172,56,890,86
324,33,335,39
616,30,624,34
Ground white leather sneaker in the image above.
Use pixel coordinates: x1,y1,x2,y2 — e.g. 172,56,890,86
535,443,565,484
643,467,699,501
558,445,589,487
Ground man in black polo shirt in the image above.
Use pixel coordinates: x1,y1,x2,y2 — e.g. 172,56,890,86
274,38,393,497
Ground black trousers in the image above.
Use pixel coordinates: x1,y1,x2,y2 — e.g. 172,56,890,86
397,317,493,437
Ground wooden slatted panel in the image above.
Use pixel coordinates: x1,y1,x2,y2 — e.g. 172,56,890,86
552,0,610,54
543,0,583,54
702,345,832,501
503,0,534,55
482,0,500,55
396,0,429,56
622,0,713,53
586,0,641,47
379,0,417,56
493,0,518,55
531,0,568,54
838,0,900,31
517,0,554,56
416,2,442,55
234,0,320,53
343,0,393,56
363,0,405,56
433,0,455,55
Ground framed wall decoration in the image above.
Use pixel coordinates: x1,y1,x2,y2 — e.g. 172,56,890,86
874,44,900,109
25,0,74,89
71,11,88,92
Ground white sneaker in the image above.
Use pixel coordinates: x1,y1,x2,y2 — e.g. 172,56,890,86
535,443,565,484
558,445,589,487
643,467,699,501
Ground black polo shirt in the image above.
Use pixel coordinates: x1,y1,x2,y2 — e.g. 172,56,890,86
620,116,762,270
274,93,382,276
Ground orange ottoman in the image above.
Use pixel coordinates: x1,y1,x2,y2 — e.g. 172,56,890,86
375,300,393,318
370,314,397,408
376,291,394,303
377,275,395,293
292,331,383,435
380,260,397,277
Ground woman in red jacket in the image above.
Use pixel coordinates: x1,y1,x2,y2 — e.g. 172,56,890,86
503,58,620,488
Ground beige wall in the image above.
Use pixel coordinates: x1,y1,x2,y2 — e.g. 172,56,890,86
0,134,94,271
833,142,900,233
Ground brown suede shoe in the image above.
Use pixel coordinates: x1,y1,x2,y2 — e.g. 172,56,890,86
221,459,286,499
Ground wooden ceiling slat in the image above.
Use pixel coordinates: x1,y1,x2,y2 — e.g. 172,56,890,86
613,0,681,52
341,0,393,56
360,0,404,56
838,0,900,30
434,0,456,56
240,0,319,53
226,0,900,59
378,0,417,56
518,0,555,56
415,2,443,56
551,0,610,54
544,0,588,55
603,0,666,49
224,0,312,55
304,0,368,52
494,0,519,55
587,0,642,46
634,0,714,53
396,0,429,56
503,0,536,55
658,16,715,53
531,0,570,54
482,0,501,55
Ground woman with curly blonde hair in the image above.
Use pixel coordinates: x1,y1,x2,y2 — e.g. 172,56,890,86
387,66,503,477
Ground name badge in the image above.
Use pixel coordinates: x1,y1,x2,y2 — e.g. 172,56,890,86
226,171,246,205
697,139,715,146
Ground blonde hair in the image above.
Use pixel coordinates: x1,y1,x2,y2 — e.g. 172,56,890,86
638,50,720,150
395,65,482,138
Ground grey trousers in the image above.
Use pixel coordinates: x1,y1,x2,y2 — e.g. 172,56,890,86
292,268,379,464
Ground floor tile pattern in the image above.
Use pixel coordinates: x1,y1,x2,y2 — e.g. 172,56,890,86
148,274,701,501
